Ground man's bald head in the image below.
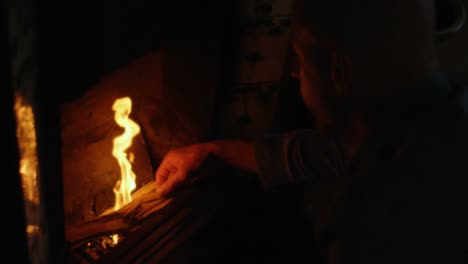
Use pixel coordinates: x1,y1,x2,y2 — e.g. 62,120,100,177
291,0,438,101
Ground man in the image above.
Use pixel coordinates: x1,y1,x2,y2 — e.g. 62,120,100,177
155,0,468,263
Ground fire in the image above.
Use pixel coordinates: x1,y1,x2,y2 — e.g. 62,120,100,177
111,97,141,211
14,96,40,229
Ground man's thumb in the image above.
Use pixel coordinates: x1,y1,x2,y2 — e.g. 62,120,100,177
155,183,168,196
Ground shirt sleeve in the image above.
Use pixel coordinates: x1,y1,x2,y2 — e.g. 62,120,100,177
253,129,346,193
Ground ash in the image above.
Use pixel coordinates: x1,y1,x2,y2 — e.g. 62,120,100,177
72,234,126,263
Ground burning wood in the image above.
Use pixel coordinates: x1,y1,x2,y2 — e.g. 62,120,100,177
66,153,243,263
66,181,172,244
66,97,173,245
59,84,220,262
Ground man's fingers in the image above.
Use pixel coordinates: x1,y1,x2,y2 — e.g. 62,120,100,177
155,172,168,188
156,168,189,196
156,167,173,180
154,157,178,187
155,165,171,187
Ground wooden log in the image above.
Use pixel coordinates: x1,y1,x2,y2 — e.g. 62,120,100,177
106,207,193,264
94,181,199,261
66,181,173,244
69,161,244,263
133,210,212,264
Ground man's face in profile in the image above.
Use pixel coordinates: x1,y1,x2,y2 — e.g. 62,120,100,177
291,26,337,127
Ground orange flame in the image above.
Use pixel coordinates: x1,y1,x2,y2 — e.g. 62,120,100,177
14,96,40,232
111,97,140,211
14,96,40,206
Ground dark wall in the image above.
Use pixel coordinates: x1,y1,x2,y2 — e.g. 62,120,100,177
39,0,237,102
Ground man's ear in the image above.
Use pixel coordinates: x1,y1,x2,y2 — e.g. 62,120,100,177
331,51,353,97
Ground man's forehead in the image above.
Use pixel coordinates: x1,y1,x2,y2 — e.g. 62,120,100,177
292,25,318,44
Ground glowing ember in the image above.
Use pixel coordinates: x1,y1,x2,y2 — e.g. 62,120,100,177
14,96,40,232
111,97,140,211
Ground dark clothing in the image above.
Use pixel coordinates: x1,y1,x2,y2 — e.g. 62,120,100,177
254,73,468,263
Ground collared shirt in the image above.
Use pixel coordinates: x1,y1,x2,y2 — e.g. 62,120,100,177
254,73,468,263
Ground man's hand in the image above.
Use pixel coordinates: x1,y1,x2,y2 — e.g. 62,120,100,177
154,140,258,196
154,143,214,196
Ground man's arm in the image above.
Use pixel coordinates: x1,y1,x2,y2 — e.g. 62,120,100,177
208,139,259,174
155,130,346,196
254,130,346,192
154,139,259,195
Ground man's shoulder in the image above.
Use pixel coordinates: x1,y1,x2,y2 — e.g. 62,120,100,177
402,81,468,163
376,77,468,181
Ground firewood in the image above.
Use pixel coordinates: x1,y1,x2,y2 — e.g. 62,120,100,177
100,207,194,264
66,181,173,244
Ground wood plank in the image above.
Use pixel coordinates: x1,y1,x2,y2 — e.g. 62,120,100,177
135,210,212,264
115,208,193,264
96,184,199,263
66,181,173,244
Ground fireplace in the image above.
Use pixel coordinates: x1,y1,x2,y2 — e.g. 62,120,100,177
5,0,319,263
6,0,230,262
